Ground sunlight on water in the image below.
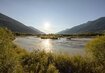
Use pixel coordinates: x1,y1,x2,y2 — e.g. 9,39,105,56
41,39,52,52
14,37,91,55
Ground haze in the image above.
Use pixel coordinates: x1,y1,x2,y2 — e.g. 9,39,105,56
0,0,105,33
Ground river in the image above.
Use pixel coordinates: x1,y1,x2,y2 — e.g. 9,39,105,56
13,36,92,55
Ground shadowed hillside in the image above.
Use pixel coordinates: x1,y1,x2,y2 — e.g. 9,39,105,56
0,13,44,34
58,17,105,34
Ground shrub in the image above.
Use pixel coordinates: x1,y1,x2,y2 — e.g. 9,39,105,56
86,36,105,72
0,28,25,73
86,36,105,63
20,51,58,73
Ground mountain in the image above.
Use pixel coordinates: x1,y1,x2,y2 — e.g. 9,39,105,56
29,26,45,34
0,13,44,34
58,17,105,34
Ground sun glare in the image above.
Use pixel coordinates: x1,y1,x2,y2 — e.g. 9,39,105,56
44,22,50,30
41,39,52,52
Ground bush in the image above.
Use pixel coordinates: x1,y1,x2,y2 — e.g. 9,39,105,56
0,28,26,73
86,36,105,72
86,36,105,64
20,51,58,73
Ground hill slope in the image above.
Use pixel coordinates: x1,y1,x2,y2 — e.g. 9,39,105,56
0,13,44,34
58,17,105,34
28,26,45,34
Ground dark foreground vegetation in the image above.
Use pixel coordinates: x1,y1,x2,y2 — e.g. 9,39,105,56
0,28,105,73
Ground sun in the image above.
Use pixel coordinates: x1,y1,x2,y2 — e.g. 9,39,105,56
44,22,50,30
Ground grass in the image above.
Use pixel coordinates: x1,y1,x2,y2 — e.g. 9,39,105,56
0,28,105,73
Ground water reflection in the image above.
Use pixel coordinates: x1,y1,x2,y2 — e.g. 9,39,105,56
14,37,91,55
41,39,52,52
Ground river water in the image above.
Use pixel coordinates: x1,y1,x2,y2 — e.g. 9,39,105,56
13,36,92,55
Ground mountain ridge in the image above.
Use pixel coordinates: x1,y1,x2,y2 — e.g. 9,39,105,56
0,13,44,34
58,17,105,34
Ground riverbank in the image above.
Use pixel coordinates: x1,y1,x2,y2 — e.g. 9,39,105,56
1,28,105,73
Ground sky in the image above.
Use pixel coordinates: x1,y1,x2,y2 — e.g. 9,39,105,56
0,0,105,33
